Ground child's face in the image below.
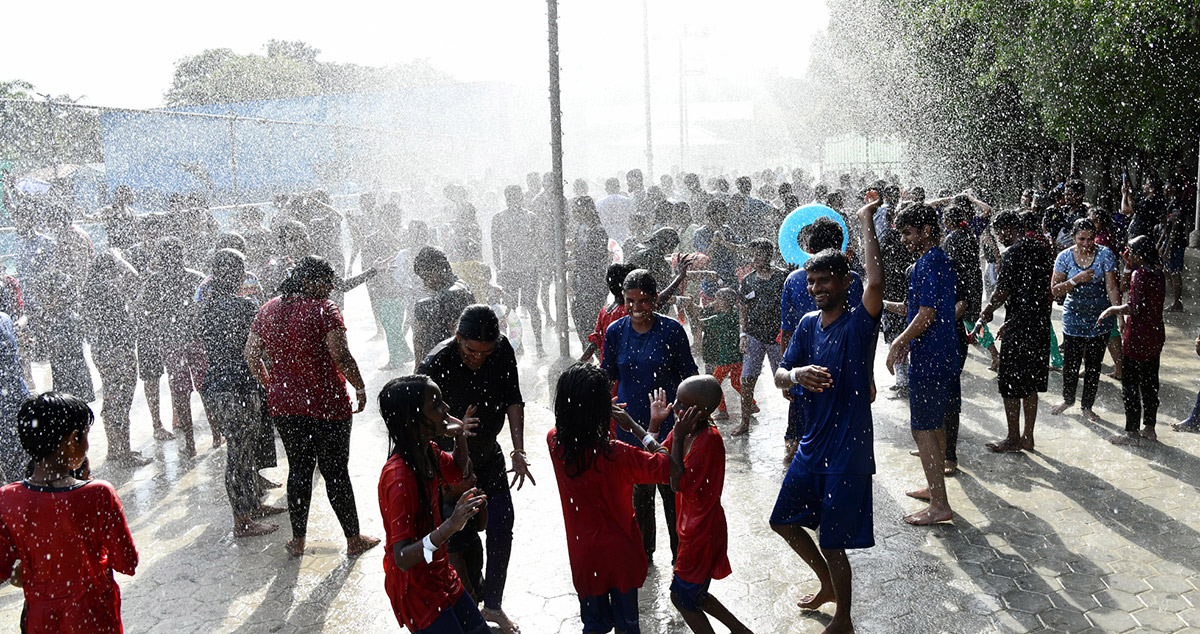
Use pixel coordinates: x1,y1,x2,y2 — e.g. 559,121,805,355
64,428,89,471
420,384,451,437
711,296,731,313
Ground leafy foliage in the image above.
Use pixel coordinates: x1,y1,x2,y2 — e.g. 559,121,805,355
0,80,103,171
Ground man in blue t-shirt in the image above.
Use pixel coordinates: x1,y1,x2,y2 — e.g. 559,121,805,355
770,191,884,634
886,203,959,526
778,216,864,460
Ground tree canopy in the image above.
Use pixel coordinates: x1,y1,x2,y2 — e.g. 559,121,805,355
0,80,103,172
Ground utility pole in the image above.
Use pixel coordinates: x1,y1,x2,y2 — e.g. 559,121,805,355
229,113,239,206
642,0,653,180
547,0,569,357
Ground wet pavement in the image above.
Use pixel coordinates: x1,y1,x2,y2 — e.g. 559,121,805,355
3,283,1200,633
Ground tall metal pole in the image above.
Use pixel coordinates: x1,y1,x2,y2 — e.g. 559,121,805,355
229,113,239,206
642,0,653,180
678,36,686,169
548,0,569,357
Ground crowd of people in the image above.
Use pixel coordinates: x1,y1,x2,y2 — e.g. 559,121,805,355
0,163,1195,633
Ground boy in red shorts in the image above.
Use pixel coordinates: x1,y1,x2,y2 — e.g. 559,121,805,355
660,376,752,634
0,392,139,633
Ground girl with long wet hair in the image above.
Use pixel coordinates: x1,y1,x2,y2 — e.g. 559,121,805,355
377,375,489,634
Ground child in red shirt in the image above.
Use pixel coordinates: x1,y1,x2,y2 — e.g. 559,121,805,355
376,375,490,634
660,377,752,634
0,392,138,634
548,363,696,634
580,263,635,364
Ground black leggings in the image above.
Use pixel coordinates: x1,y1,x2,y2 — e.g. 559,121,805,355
1061,334,1108,409
634,482,678,560
274,416,360,539
1121,357,1160,433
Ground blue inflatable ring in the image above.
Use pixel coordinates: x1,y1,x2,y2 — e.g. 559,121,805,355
777,204,849,266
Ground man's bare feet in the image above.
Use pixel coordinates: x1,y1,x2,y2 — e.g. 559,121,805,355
986,438,1022,453
797,587,835,610
1050,402,1070,415
714,410,730,421
904,506,953,525
730,422,750,437
1140,427,1157,441
347,534,380,556
1167,301,1185,313
480,607,521,634
1082,407,1099,422
234,519,279,537
1020,435,1035,451
944,460,958,476
250,504,287,518
181,443,197,459
108,451,153,468
153,426,175,441
285,538,305,557
784,439,799,464
905,487,931,501
1109,433,1140,446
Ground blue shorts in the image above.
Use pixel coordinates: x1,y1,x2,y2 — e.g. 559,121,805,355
908,376,959,430
1167,246,1185,273
770,458,874,550
670,575,712,612
415,594,490,634
580,588,639,634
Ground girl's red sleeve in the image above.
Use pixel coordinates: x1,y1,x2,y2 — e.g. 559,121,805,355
436,444,464,486
614,441,670,485
99,483,138,577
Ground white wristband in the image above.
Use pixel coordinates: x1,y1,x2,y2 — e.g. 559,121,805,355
790,367,803,384
643,433,657,447
421,534,437,563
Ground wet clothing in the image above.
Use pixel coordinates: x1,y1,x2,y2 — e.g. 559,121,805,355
197,294,259,395
414,279,475,360
208,392,268,517
547,428,670,597
906,247,960,429
491,208,540,273
275,415,359,539
379,446,465,631
771,462,874,550
0,479,137,634
662,426,732,586
700,311,741,366
739,266,787,344
0,314,29,482
993,236,1054,398
943,229,982,319
587,303,627,363
600,314,698,444
780,269,864,334
1123,267,1165,362
692,225,744,296
251,296,351,420
1054,246,1117,338
139,268,205,349
1128,196,1164,241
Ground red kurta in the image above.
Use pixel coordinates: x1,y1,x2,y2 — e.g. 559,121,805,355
0,480,138,634
251,296,352,420
663,425,732,584
378,445,465,631
548,428,670,597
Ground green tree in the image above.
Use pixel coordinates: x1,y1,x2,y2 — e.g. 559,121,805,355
0,79,103,172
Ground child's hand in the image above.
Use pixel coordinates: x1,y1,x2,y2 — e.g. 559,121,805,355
1097,306,1118,324
9,560,22,588
649,388,673,427
790,365,833,392
446,405,479,438
448,488,487,534
610,399,637,432
672,405,703,439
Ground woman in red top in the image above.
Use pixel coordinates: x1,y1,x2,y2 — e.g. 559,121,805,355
377,375,489,634
246,256,378,557
580,263,635,364
548,363,692,634
1100,235,1165,446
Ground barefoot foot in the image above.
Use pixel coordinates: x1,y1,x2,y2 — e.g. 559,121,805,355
480,607,521,634
796,587,835,610
234,519,279,537
1020,435,1035,451
714,410,730,421
985,438,1022,453
944,460,958,476
347,534,380,556
905,487,932,501
904,506,953,525
257,474,282,489
1140,427,1157,441
153,426,175,441
1082,407,1099,422
285,538,305,557
250,504,287,518
1050,402,1070,416
730,423,750,437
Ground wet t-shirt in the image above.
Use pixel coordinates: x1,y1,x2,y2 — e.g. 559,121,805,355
663,425,732,584
419,336,523,464
600,314,698,443
779,306,878,474
548,429,670,597
738,266,788,344
1054,245,1117,338
378,447,464,631
693,225,744,296
251,296,351,420
198,294,259,395
995,238,1053,338
907,246,960,381
0,479,138,634
139,268,205,348
943,229,982,318
1123,267,1165,362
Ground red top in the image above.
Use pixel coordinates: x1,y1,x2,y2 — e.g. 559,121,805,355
588,303,628,361
251,296,352,420
663,425,732,584
548,428,670,597
0,480,137,634
378,445,465,631
1123,267,1165,361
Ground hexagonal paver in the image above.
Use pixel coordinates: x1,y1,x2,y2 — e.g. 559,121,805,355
1086,607,1139,632
1131,608,1187,632
1038,607,1093,632
1147,575,1194,594
1104,573,1152,595
1058,572,1107,594
984,557,1031,579
1002,589,1053,614
1094,588,1146,612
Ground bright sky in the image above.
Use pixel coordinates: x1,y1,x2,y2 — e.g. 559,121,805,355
5,0,829,108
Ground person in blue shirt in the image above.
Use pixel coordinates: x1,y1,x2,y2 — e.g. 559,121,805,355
692,200,745,298
886,203,958,526
771,191,884,634
601,268,698,563
778,216,864,461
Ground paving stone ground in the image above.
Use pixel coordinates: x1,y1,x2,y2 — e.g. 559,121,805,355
3,282,1200,633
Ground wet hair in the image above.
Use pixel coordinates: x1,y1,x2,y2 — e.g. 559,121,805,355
573,196,600,224
944,205,971,230
1071,218,1096,237
647,227,679,252
894,204,937,233
653,200,675,227
705,199,729,222
1018,211,1040,233
713,287,738,307
155,236,186,269
210,248,246,296
813,183,829,200
735,176,753,194
17,392,94,461
276,219,309,247
456,304,502,342
378,375,441,532
412,246,452,276
1127,235,1159,265
748,238,774,255
809,216,844,253
804,248,850,277
622,268,658,297
504,185,524,209
993,210,1021,230
605,178,621,194
215,231,246,253
1065,179,1086,195
606,263,636,300
279,255,336,297
552,364,615,478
